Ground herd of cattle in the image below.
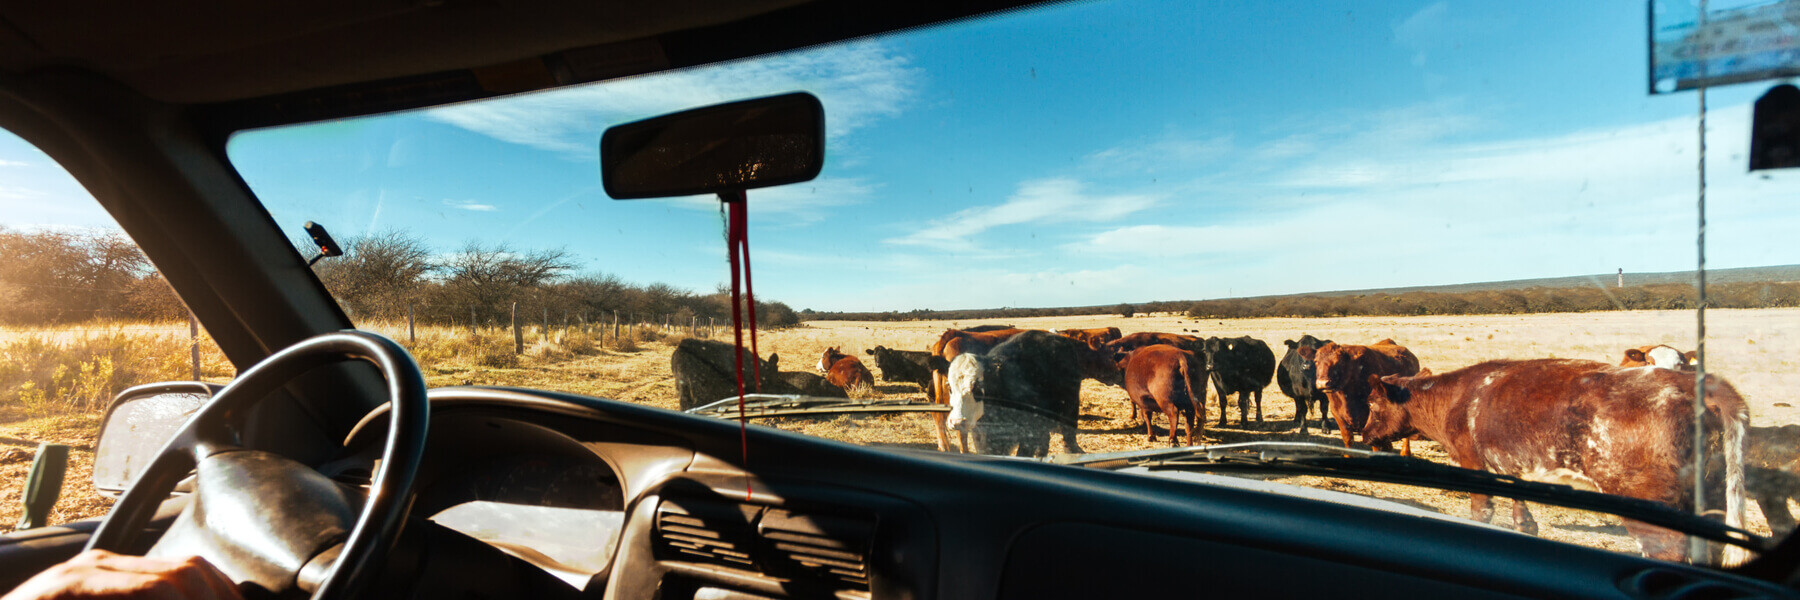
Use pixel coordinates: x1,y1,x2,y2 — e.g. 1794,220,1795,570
669,327,1795,562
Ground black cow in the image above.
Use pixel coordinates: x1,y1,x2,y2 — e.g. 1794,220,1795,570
960,324,1016,332
1200,336,1276,426
671,338,781,410
769,363,849,399
944,330,1085,457
865,345,935,400
1276,335,1335,434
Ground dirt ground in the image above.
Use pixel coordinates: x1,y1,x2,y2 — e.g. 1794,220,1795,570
4,308,1795,559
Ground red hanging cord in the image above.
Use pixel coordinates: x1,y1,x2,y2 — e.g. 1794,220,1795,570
722,190,758,499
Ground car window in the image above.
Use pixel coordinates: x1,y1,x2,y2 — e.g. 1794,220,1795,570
0,129,233,527
221,0,1797,566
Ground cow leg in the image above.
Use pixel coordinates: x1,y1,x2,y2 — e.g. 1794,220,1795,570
1469,493,1496,525
1328,393,1355,449
1622,519,1688,562
1061,422,1084,454
1756,491,1798,534
1140,399,1159,442
1512,500,1538,536
1253,388,1263,423
1237,390,1248,424
1163,403,1181,447
1294,395,1309,434
1213,377,1229,427
1400,437,1412,457
931,371,953,452
957,428,972,454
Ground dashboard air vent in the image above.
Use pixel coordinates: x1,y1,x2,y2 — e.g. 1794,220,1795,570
758,508,875,591
655,497,758,569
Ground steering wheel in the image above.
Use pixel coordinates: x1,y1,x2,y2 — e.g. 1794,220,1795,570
86,331,428,599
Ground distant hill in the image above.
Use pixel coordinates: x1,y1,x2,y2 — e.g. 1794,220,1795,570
1246,264,1800,300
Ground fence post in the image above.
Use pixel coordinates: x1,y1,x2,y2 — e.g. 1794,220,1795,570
189,310,200,380
562,310,569,340
407,302,416,344
469,306,476,336
613,310,620,339
512,302,523,354
542,306,549,342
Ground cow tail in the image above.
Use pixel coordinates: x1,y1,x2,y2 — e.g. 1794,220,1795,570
1722,397,1750,566
1180,354,1203,437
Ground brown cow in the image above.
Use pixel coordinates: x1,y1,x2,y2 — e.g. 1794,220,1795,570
1052,326,1123,347
817,347,874,396
1362,359,1748,563
1301,339,1420,452
927,327,1026,451
1620,345,1697,371
1103,331,1200,354
1119,344,1204,446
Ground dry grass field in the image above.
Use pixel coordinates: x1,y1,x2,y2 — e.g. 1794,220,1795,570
2,308,1795,559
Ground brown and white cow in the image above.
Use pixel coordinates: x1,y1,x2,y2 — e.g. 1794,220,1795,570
1300,339,1420,452
1119,344,1205,446
1362,359,1748,563
1620,345,1697,371
817,346,874,396
927,327,1027,451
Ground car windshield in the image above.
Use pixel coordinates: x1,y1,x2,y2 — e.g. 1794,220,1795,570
11,0,1789,568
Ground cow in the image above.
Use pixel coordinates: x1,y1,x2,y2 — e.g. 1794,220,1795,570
927,327,1027,451
818,347,875,396
671,338,783,410
1746,424,1800,534
1119,344,1204,446
1621,345,1697,371
864,345,935,400
1301,339,1421,453
1361,359,1749,563
1104,331,1200,354
944,330,1086,457
961,324,1017,333
1276,335,1335,434
768,363,848,398
1051,326,1123,347
1200,336,1276,426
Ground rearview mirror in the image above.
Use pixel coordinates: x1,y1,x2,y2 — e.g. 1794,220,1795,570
93,382,218,494
601,92,824,199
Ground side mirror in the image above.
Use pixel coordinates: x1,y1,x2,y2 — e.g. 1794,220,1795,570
601,92,825,199
93,382,219,494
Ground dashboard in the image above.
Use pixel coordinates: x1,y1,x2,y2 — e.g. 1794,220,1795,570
332,386,1797,600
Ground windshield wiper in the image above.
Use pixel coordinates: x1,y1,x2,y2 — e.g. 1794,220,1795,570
1053,441,1769,553
685,394,948,419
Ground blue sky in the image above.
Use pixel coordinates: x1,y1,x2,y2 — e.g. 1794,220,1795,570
5,1,1800,313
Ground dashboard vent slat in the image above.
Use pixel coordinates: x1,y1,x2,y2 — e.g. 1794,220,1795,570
758,508,875,591
655,498,759,570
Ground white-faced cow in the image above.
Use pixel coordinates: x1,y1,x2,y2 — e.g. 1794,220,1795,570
1362,359,1748,563
1276,335,1334,434
1200,336,1276,426
945,330,1086,457
1620,345,1697,371
818,346,874,396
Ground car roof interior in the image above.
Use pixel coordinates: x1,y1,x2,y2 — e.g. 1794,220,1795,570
0,0,1042,444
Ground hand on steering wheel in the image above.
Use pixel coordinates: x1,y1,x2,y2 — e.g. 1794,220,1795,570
85,331,428,599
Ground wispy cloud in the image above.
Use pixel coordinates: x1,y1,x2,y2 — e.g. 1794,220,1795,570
423,40,921,157
1057,101,1800,299
885,177,1161,252
1084,134,1233,173
0,159,28,168
658,176,876,224
444,199,499,212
